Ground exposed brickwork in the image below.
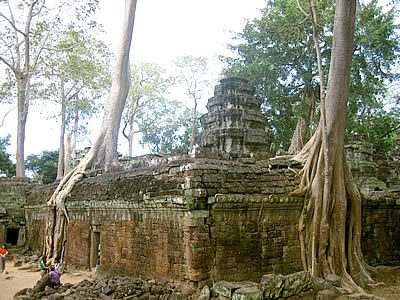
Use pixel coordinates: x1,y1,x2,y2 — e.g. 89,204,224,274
210,195,303,282
362,193,400,265
0,178,37,246
2,78,399,287
20,157,400,286
65,220,91,268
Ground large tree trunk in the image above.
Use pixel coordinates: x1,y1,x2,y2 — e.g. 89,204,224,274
189,98,197,153
128,121,134,157
57,79,66,180
43,0,138,263
291,0,373,293
71,109,79,159
16,77,29,177
64,134,72,174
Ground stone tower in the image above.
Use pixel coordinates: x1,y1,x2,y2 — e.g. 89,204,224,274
200,77,271,159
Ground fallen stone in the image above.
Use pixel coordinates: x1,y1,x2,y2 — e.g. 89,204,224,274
44,285,57,295
232,286,262,300
260,271,313,299
197,285,210,300
13,260,23,267
99,293,113,300
48,293,64,300
214,281,258,298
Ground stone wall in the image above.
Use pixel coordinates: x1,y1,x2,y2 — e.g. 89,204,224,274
0,177,34,246
22,157,400,286
361,193,400,265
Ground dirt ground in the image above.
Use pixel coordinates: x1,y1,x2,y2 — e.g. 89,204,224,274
1,261,400,300
0,261,93,300
365,266,400,300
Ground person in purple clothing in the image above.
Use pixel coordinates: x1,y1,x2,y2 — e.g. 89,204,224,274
49,266,61,288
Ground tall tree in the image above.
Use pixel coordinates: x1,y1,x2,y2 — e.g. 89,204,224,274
0,0,100,177
173,56,209,153
122,62,174,156
138,98,192,154
43,0,138,264
41,30,110,179
223,0,399,152
291,0,373,292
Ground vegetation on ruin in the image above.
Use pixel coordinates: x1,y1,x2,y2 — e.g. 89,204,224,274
0,0,399,296
290,0,374,293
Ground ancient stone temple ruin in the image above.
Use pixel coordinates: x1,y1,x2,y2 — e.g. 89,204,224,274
200,77,271,159
1,78,400,291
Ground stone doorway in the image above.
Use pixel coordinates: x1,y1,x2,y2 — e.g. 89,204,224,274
90,230,100,270
6,227,19,245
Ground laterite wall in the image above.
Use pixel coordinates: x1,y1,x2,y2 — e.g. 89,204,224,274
17,157,400,286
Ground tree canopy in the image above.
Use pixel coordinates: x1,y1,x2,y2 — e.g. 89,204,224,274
26,150,58,184
0,0,103,177
223,0,400,151
122,61,175,156
0,135,15,177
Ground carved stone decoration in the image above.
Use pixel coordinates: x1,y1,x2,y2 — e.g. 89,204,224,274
200,77,271,159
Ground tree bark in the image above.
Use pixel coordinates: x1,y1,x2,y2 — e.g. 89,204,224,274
16,76,29,177
189,97,197,153
57,78,66,180
43,0,138,263
291,0,373,293
128,120,134,157
64,134,72,174
71,109,79,159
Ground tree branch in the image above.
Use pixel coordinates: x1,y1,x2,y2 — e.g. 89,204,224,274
6,0,21,71
0,106,16,127
0,55,16,73
0,12,28,37
296,0,309,17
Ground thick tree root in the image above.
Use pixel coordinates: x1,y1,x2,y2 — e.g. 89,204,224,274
290,128,374,294
43,150,96,264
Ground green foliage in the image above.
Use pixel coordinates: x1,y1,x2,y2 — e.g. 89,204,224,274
351,108,400,157
173,56,209,100
0,135,16,177
26,151,58,184
42,29,111,141
223,0,400,151
122,61,177,155
124,61,174,127
138,99,193,155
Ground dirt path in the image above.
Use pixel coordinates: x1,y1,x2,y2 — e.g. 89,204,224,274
366,266,400,300
1,260,400,300
0,261,92,300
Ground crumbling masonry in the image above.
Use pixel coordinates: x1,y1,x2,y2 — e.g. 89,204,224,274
1,78,399,288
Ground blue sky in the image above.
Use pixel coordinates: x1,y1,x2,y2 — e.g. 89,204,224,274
0,0,265,158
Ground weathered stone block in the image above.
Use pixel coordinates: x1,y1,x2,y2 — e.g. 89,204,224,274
232,286,262,300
